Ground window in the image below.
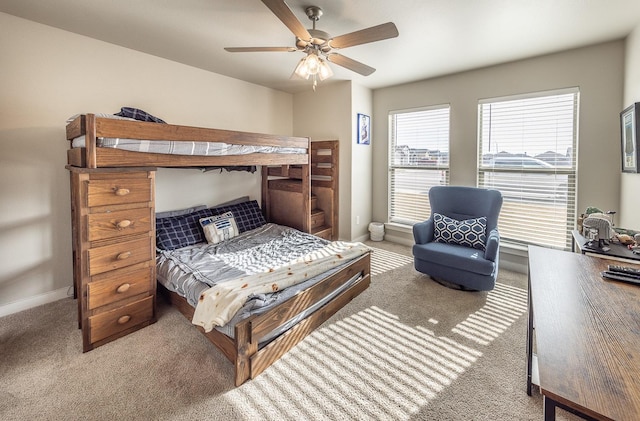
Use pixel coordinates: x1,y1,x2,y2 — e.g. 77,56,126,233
389,105,450,225
478,89,579,249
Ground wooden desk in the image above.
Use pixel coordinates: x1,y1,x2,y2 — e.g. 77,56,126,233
527,245,640,420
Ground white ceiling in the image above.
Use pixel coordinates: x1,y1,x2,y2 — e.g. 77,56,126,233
2,0,640,94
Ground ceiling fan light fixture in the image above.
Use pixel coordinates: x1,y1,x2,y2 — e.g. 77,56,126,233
317,58,333,81
305,53,321,75
292,52,333,89
292,56,311,79
294,52,320,78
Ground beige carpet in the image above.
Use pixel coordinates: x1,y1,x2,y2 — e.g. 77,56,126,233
0,241,571,420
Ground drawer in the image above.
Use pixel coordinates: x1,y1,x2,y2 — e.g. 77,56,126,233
86,177,152,207
87,207,152,242
313,229,332,240
310,209,325,229
268,178,302,193
88,236,153,275
88,265,153,310
89,296,154,344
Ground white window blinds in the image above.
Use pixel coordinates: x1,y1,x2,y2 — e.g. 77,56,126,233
389,105,450,225
478,89,579,249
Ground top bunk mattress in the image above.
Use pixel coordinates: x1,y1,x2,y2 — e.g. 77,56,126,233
67,113,306,157
71,136,306,156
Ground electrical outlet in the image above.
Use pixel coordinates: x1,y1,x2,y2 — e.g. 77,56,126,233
356,216,360,225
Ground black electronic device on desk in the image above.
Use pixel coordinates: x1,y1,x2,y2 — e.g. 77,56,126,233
601,264,640,286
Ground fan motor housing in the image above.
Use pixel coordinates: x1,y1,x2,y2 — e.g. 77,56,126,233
296,29,331,52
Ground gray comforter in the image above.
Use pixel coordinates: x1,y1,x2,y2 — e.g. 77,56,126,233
157,223,369,334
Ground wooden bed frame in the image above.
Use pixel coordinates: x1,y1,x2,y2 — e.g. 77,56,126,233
159,253,370,385
66,114,371,385
66,113,311,169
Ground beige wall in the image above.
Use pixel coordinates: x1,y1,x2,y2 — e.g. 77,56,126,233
372,41,625,268
621,24,640,229
350,83,374,241
0,13,293,314
292,81,374,242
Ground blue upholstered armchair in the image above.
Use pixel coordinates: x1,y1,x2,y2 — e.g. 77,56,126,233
412,186,503,291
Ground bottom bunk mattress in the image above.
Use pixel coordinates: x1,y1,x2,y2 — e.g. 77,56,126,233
156,223,369,344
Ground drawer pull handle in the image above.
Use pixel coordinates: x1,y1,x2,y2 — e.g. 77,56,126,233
116,283,131,293
116,251,131,260
117,315,131,325
114,187,130,196
116,219,132,229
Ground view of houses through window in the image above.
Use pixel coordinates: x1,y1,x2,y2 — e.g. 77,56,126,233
388,105,450,225
478,89,579,249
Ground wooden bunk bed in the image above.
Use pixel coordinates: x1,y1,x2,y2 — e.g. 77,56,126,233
65,113,370,386
262,140,339,240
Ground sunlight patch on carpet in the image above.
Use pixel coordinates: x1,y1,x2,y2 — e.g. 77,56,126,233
225,282,529,420
451,282,528,345
368,246,413,276
226,306,484,420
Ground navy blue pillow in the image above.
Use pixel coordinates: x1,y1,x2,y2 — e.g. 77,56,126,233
115,107,166,124
156,208,213,250
433,213,487,250
211,200,266,233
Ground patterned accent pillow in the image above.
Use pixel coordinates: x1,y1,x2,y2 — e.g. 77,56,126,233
433,213,487,250
114,107,166,124
200,212,239,244
156,208,213,250
211,200,266,233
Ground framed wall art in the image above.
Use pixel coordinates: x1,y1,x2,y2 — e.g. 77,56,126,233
357,113,370,145
621,102,640,173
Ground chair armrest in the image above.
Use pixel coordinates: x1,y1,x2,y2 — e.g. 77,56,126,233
413,218,434,244
484,228,500,261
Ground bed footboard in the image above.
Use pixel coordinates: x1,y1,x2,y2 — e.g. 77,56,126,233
159,251,371,386
237,252,371,385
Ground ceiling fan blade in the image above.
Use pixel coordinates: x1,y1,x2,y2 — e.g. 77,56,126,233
261,0,311,41
326,53,375,76
225,47,297,52
329,22,399,49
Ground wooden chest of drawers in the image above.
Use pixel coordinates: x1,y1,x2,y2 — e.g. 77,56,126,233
68,167,157,352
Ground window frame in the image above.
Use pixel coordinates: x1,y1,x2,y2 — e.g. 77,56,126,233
388,104,451,226
477,88,579,250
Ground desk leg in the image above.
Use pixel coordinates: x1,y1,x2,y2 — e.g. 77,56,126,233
543,396,556,421
526,272,533,396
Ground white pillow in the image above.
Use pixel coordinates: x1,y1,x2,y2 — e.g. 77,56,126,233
199,212,239,244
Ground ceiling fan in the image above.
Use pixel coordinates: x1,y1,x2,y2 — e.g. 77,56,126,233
225,0,399,89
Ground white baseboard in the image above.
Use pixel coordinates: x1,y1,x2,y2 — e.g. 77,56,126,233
381,233,414,246
353,233,370,243
0,287,70,318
